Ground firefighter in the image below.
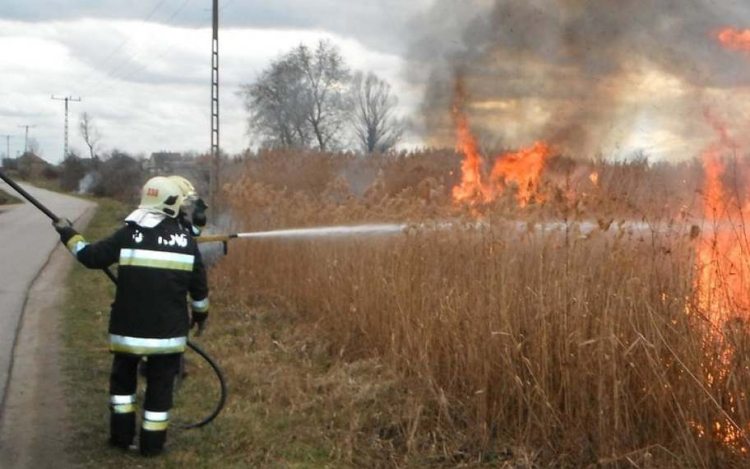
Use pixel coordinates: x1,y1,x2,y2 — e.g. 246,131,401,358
53,176,210,456
164,175,208,379
168,175,209,237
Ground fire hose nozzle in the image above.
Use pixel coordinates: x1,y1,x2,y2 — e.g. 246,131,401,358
196,234,237,244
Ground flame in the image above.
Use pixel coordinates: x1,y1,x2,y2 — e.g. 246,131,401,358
452,79,492,203
717,27,750,52
451,78,553,206
694,115,747,329
589,171,599,185
691,113,750,454
489,142,553,206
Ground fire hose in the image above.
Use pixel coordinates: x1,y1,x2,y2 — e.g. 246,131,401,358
0,171,227,429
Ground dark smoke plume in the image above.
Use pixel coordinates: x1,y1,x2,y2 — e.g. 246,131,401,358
408,0,750,159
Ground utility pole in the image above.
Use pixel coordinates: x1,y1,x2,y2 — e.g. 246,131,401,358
0,135,13,160
210,0,220,215
17,125,36,154
51,95,81,159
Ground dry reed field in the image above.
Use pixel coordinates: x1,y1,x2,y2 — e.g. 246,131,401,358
209,127,750,467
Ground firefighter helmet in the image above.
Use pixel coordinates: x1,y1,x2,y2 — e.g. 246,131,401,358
168,175,198,202
139,176,183,218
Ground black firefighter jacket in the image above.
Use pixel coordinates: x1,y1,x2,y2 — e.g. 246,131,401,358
62,217,209,355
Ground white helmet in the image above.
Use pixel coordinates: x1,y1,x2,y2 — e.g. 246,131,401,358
167,175,198,202
139,176,183,218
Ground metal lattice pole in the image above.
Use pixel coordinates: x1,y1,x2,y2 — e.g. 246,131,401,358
52,95,81,159
210,0,220,214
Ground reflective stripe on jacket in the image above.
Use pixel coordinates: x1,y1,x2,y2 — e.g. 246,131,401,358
67,217,209,355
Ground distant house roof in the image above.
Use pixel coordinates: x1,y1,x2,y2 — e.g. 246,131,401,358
150,152,182,164
18,152,51,167
146,151,182,173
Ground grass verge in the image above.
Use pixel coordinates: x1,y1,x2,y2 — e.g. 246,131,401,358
0,187,21,205
63,199,434,468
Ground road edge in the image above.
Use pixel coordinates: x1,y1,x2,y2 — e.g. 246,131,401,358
0,205,97,468
0,205,94,416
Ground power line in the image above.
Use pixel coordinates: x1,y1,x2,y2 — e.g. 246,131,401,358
114,42,180,86
74,0,170,95
219,0,236,12
93,0,169,71
165,0,192,23
114,0,193,84
83,0,194,97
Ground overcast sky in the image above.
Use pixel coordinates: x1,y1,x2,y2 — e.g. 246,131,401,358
0,0,432,163
4,1,750,164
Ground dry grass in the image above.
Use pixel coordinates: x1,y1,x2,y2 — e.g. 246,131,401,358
210,150,750,468
0,187,21,205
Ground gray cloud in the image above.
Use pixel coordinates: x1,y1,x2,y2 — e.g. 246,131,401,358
4,0,430,55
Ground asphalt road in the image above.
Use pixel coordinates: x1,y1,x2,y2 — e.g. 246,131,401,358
0,182,94,413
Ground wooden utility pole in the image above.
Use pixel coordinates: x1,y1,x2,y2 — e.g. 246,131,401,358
52,95,81,159
210,0,220,214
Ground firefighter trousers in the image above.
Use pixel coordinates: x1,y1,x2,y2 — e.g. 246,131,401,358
109,352,181,455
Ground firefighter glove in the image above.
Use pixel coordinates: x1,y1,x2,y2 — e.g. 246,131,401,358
53,218,77,243
192,198,208,228
191,311,208,333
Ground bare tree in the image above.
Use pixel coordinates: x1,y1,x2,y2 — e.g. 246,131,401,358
79,112,102,162
239,55,311,148
294,41,350,151
350,72,404,153
240,40,350,151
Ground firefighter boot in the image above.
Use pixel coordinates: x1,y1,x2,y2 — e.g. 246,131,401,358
140,353,180,456
109,394,137,449
139,411,169,456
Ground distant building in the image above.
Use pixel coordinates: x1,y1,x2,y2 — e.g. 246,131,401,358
146,152,184,175
145,151,207,195
17,152,52,178
1,157,16,170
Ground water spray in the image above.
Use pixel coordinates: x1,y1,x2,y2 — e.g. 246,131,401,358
197,224,407,244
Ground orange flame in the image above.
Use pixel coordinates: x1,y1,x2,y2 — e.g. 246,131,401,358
489,142,553,206
694,113,747,329
452,79,492,203
717,27,750,52
451,78,553,206
589,171,600,185
691,113,750,454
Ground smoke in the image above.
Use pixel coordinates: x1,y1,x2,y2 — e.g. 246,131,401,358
198,212,239,266
408,0,750,159
77,172,97,194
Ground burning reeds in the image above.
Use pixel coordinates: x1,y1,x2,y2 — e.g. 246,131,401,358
204,7,750,465
208,135,750,466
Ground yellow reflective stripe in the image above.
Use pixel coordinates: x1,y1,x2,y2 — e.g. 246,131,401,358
113,403,136,414
142,420,169,431
109,334,186,355
110,343,186,355
65,234,88,255
120,257,194,271
191,297,210,313
119,249,194,271
144,410,169,421
111,394,136,405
